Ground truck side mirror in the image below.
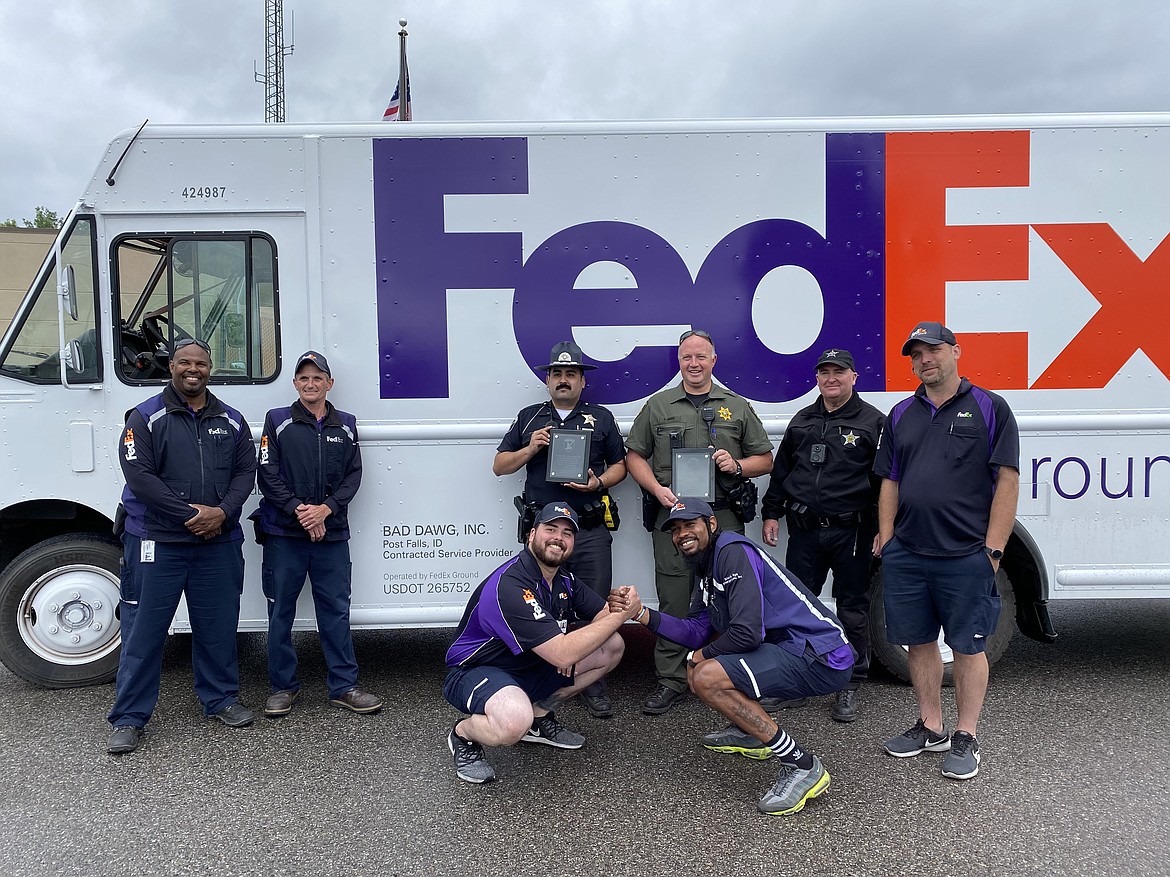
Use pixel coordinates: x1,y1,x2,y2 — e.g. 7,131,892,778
60,264,79,321
65,338,86,374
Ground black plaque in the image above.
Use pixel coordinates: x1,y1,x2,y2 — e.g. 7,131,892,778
546,429,591,484
671,447,715,502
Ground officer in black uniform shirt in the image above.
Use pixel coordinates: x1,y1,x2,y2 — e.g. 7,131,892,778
493,341,627,717
760,348,885,723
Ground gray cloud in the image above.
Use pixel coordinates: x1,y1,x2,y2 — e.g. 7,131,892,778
1,0,1168,220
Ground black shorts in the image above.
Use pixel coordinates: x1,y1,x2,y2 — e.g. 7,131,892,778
443,662,571,714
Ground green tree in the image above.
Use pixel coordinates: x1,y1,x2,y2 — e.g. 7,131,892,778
1,206,60,228
25,206,61,228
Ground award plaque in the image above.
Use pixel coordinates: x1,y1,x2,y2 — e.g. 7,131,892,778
671,447,715,502
546,429,591,484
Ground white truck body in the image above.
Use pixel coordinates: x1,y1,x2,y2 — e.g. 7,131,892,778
1,114,1167,686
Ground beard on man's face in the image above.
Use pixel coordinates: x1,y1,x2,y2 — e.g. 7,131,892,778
680,525,715,571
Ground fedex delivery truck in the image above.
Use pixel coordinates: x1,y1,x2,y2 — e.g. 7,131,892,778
1,114,1167,689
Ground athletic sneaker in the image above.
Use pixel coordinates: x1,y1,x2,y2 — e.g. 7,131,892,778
521,711,585,749
883,719,951,757
941,731,981,780
757,756,831,816
701,724,772,760
448,726,495,784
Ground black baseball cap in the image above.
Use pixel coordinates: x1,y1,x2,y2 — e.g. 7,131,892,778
295,350,332,376
815,348,855,370
659,498,715,531
536,341,596,372
535,502,579,531
901,321,958,356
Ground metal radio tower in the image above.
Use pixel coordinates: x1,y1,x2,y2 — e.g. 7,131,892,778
255,0,295,122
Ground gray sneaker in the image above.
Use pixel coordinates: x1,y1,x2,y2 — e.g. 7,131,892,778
448,726,496,784
884,719,951,757
521,711,585,749
701,724,772,760
941,731,981,780
757,756,831,816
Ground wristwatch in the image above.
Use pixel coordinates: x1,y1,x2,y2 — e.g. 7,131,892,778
984,546,1004,561
686,650,698,667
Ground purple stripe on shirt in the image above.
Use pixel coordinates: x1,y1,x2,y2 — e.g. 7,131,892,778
969,385,998,460
884,396,917,482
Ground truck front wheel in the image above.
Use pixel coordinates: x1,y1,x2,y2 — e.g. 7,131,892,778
869,564,1017,686
0,535,123,688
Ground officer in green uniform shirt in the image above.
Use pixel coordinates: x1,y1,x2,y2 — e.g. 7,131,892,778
625,329,774,715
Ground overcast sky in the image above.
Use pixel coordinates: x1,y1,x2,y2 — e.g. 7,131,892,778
2,0,1169,221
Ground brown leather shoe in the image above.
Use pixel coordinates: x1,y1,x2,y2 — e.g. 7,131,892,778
330,687,383,714
265,689,298,717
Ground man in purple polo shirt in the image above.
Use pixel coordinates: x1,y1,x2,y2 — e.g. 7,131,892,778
442,503,639,784
615,499,854,816
873,321,1020,781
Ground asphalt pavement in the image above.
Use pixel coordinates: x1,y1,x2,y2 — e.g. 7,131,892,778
0,598,1167,877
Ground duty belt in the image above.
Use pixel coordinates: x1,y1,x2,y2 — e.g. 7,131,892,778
787,508,864,529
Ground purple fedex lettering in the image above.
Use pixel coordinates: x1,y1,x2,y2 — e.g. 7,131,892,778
374,134,885,403
514,222,697,401
514,132,886,403
372,138,527,398
692,134,886,402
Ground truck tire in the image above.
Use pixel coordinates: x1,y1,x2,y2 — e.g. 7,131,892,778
869,564,1017,687
0,534,123,688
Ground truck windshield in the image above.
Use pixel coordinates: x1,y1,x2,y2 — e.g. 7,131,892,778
0,217,100,384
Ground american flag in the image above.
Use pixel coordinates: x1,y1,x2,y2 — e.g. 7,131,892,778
382,79,410,121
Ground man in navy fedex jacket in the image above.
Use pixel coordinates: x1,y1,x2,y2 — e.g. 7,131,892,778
253,350,382,717
618,499,854,816
107,338,257,754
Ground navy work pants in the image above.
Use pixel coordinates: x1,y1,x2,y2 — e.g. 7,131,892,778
108,534,244,728
261,536,358,699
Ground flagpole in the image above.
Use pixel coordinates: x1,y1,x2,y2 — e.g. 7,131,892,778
396,19,411,121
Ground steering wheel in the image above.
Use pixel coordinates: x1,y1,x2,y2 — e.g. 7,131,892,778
143,314,197,348
142,314,169,351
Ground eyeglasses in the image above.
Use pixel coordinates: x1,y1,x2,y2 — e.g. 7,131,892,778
679,329,713,343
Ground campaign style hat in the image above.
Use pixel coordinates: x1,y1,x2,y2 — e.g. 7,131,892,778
295,350,332,376
535,502,579,531
659,498,715,531
536,341,596,371
901,321,958,356
815,348,855,370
